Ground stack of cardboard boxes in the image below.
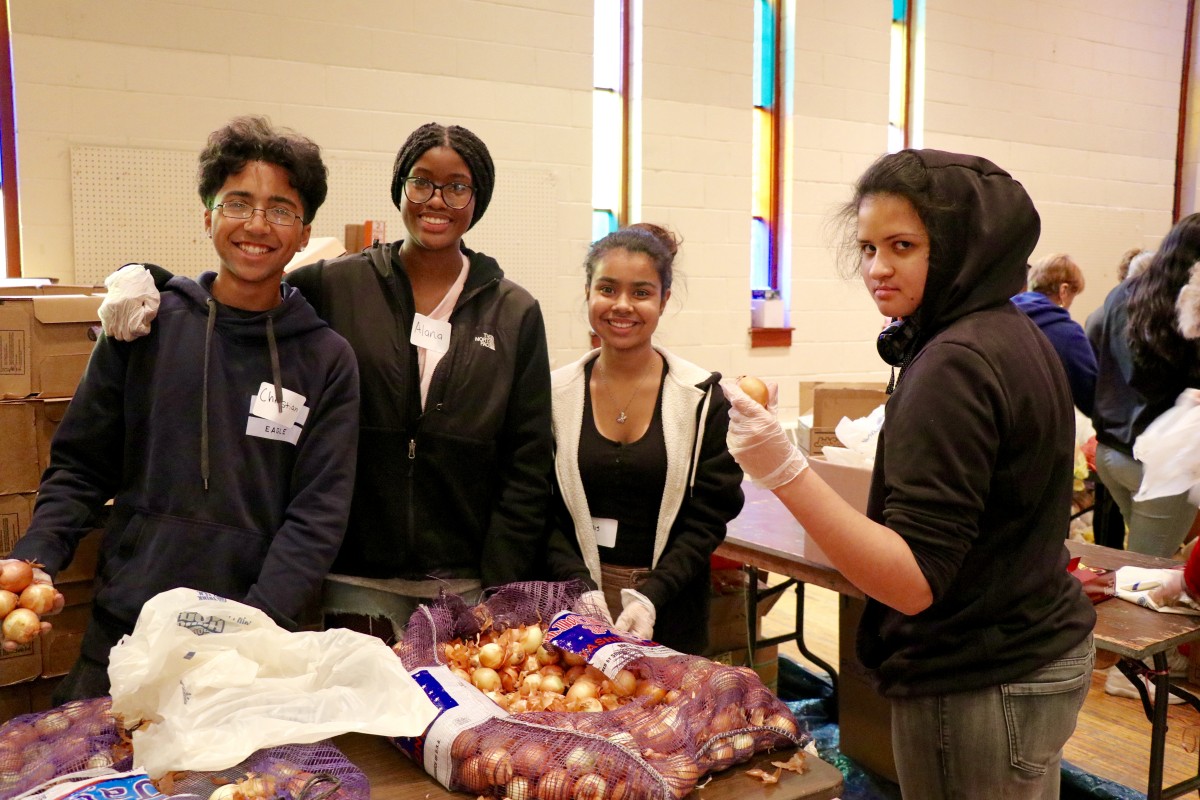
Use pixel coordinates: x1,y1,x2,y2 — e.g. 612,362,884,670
0,286,105,720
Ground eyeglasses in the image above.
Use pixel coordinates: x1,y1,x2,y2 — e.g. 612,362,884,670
402,177,475,209
214,201,305,227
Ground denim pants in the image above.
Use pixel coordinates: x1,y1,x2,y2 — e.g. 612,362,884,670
1095,442,1196,557
891,634,1094,799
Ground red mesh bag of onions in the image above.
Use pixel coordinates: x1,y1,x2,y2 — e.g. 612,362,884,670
0,697,368,800
393,580,808,800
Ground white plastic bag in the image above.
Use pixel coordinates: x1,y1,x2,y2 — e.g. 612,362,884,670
108,588,438,778
1133,389,1200,504
823,403,885,468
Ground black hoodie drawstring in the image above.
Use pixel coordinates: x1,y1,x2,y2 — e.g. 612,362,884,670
201,298,217,490
267,315,283,414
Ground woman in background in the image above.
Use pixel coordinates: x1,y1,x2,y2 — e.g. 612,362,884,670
545,223,744,654
1089,214,1200,558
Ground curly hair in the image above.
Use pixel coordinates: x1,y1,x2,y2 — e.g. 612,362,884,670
390,122,495,229
584,224,681,294
197,116,327,223
1127,213,1200,375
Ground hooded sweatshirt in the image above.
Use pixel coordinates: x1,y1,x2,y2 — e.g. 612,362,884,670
12,272,360,664
1010,290,1097,416
857,151,1095,698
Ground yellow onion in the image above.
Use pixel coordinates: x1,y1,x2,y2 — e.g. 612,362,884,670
478,642,505,669
536,768,573,800
520,625,544,654
479,746,514,785
612,669,637,697
510,740,550,776
506,775,535,800
561,649,587,667
574,773,608,800
535,645,557,666
472,667,501,692
541,674,565,694
566,679,598,702
455,754,489,794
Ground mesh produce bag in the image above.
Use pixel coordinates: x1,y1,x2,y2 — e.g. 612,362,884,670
394,580,808,800
0,698,367,800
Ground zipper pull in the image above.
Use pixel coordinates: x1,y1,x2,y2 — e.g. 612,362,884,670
408,439,416,460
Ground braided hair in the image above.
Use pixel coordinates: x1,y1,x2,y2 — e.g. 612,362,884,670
390,123,495,229
197,115,328,223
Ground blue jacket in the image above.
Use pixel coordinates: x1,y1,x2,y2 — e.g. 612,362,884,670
13,273,360,663
1011,291,1097,415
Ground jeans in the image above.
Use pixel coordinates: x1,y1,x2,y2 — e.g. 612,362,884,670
891,634,1094,800
1095,443,1196,557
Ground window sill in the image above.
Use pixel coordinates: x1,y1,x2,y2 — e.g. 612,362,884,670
750,327,793,348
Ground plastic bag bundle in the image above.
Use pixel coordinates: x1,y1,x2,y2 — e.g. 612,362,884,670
395,580,807,800
0,696,131,797
1133,388,1200,504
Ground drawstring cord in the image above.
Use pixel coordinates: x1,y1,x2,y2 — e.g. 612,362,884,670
201,298,217,490
267,315,283,413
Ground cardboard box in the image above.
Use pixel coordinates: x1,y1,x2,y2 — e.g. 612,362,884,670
839,594,898,782
707,568,781,655
795,381,889,455
0,284,105,296
0,681,32,721
35,398,69,475
41,604,92,678
0,401,40,494
0,294,104,399
0,493,36,556
0,638,42,687
808,457,873,514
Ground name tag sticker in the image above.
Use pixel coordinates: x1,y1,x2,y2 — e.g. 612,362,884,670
250,383,307,426
411,314,452,354
591,517,618,549
246,416,301,445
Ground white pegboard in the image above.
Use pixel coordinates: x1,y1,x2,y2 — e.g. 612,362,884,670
70,146,559,303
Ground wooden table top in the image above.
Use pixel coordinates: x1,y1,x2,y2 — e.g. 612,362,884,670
1067,540,1200,660
718,483,864,598
332,732,844,800
717,485,1200,662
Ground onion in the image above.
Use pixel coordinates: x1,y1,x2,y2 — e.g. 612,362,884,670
536,768,573,800
519,625,544,654
507,775,535,800
478,642,504,669
19,583,56,616
612,669,637,697
565,664,587,684
541,674,565,694
511,741,550,776
737,375,770,407
566,679,598,701
561,650,587,667
0,561,33,593
634,680,665,705
535,645,557,666
574,773,608,800
519,672,542,695
2,608,40,644
539,664,564,678
471,667,501,692
0,590,17,618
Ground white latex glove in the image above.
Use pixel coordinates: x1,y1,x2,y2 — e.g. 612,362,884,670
98,263,161,342
1,563,64,652
721,379,809,490
1148,569,1189,608
614,588,655,641
573,589,614,624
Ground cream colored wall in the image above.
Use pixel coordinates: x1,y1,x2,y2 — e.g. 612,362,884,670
8,0,1196,420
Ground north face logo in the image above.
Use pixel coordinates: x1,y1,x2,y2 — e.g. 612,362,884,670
475,333,495,351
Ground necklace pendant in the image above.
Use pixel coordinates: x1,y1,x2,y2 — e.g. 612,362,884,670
616,411,628,424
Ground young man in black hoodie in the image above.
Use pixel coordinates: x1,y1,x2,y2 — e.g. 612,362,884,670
2,116,360,704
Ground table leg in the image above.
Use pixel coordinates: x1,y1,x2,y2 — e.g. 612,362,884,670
1117,654,1200,799
744,569,840,717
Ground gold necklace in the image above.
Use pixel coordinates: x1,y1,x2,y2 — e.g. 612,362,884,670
597,357,655,424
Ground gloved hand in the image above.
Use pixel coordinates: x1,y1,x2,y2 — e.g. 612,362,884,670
1,563,64,652
98,264,161,342
573,589,613,624
1149,569,1188,608
721,379,809,490
614,588,655,641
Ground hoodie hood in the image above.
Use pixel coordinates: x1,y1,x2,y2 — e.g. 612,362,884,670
908,150,1040,340
166,272,330,340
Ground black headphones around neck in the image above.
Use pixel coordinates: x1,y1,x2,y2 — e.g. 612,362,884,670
877,317,920,366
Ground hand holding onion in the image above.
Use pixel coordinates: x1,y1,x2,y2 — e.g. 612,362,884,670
0,559,62,651
736,376,770,408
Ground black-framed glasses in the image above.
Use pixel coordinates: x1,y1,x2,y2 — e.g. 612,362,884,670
402,177,475,209
214,201,304,227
